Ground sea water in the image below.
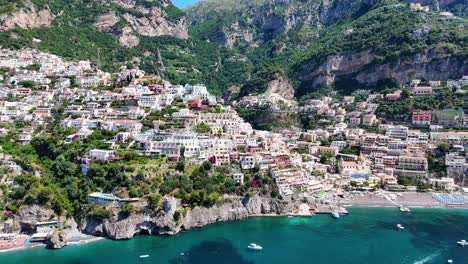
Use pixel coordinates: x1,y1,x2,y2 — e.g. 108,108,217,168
1,207,467,264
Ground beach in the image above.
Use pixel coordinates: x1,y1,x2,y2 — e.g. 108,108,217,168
337,191,468,209
0,235,104,254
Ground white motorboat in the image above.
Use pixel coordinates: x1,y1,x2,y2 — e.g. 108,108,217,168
396,224,405,230
447,259,453,263
456,240,467,246
247,243,263,250
331,212,340,219
139,255,150,259
399,207,410,212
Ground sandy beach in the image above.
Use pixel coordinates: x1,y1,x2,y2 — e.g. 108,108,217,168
337,192,468,209
0,235,104,254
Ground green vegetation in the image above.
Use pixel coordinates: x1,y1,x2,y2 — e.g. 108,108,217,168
195,122,211,134
17,80,36,88
377,87,467,121
88,205,112,220
2,0,465,97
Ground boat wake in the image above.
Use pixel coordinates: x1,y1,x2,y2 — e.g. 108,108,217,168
413,252,439,264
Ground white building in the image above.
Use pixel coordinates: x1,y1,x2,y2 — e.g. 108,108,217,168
89,149,116,161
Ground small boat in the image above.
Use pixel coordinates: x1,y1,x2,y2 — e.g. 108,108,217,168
139,255,150,259
399,207,410,212
331,212,340,219
447,259,453,263
247,243,263,250
456,240,467,246
396,224,405,230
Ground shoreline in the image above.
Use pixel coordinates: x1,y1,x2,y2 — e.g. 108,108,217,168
1,200,467,254
342,204,468,209
0,236,104,254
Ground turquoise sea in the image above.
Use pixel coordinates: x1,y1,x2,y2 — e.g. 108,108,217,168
1,208,467,264
172,0,201,9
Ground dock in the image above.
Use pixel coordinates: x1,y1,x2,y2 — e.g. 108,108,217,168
314,206,349,215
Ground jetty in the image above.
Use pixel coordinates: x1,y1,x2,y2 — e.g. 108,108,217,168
314,206,349,215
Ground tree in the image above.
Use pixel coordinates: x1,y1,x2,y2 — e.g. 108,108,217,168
175,161,185,172
147,193,162,208
397,177,413,186
179,146,186,159
437,143,449,154
401,88,411,98
91,206,112,220
51,155,77,178
120,203,134,215
195,122,211,134
173,210,184,222
320,153,331,164
201,160,212,171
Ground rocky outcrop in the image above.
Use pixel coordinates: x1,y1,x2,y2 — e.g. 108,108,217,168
224,22,254,48
0,1,54,31
296,49,377,88
93,12,120,30
92,1,188,47
81,196,305,240
46,231,67,249
16,205,55,234
187,0,381,47
119,26,140,48
264,78,295,99
122,8,188,39
296,48,468,90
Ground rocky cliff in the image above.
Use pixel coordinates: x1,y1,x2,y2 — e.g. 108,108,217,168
187,0,385,47
295,48,468,92
16,205,55,234
46,231,68,249
188,0,467,96
0,1,54,32
0,0,188,47
93,1,188,47
81,196,305,240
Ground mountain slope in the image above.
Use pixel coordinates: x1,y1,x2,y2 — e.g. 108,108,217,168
0,0,256,93
0,0,466,97
187,0,467,96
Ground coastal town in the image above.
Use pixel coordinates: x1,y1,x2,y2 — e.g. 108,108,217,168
0,48,467,251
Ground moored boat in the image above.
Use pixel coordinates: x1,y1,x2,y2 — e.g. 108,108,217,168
396,224,405,230
139,255,150,259
247,243,263,250
331,212,340,219
456,240,467,246
399,207,410,212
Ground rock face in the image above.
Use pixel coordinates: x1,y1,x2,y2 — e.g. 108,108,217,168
81,196,303,240
264,78,295,100
93,1,189,47
122,9,188,39
46,231,67,249
16,205,55,234
187,0,379,47
296,48,468,90
237,77,299,130
120,26,140,48
0,1,54,31
93,12,120,30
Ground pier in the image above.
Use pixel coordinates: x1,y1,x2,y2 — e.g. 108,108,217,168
314,206,349,215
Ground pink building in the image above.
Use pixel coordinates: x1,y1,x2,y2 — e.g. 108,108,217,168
412,110,432,126
411,86,432,95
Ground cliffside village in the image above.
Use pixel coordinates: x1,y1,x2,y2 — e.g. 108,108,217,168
0,48,467,226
